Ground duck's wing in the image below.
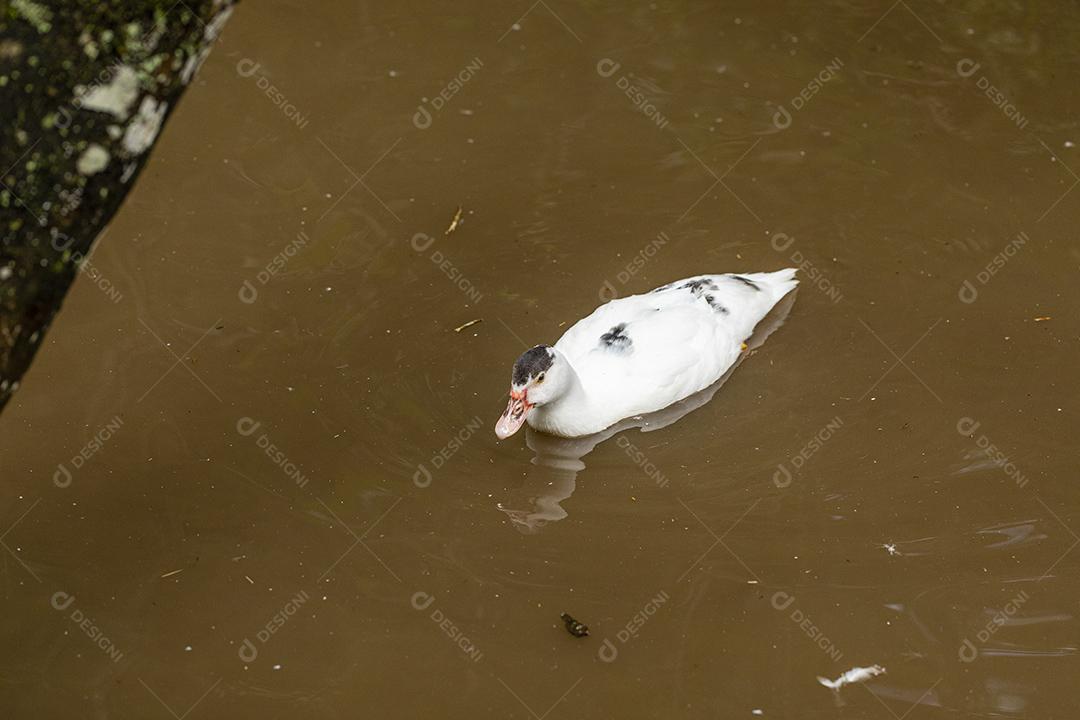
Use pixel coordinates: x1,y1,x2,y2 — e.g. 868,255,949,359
554,270,797,417
646,271,798,340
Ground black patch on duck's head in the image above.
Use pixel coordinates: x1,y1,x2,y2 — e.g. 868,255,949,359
512,345,554,386
599,323,632,351
730,275,760,291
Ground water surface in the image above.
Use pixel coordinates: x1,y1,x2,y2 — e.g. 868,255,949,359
2,1,1079,718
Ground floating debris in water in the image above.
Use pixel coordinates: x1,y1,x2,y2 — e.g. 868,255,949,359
160,568,183,579
445,205,464,235
817,664,886,691
454,318,482,333
560,612,589,637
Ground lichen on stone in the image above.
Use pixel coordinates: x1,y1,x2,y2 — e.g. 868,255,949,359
122,96,167,154
76,64,140,119
1,0,237,412
11,0,52,34
76,144,110,175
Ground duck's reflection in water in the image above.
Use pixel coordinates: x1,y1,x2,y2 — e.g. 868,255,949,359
497,290,796,533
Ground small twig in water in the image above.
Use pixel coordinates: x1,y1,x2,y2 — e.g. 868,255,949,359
444,206,464,235
454,318,482,333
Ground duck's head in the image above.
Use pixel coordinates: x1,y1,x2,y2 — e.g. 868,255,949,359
495,345,568,439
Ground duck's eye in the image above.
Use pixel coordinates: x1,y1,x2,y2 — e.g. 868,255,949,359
535,373,545,384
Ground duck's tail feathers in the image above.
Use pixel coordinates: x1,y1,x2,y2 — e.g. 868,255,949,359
741,268,799,302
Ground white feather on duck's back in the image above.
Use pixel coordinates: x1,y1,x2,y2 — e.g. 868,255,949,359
494,269,798,439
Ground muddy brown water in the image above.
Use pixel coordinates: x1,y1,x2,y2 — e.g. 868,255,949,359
3,1,1079,717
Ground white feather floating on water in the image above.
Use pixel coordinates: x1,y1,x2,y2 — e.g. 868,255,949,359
816,665,886,691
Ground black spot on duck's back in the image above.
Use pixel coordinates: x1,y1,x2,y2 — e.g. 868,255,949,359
704,294,729,314
680,278,719,294
512,345,554,386
730,275,760,291
599,323,632,351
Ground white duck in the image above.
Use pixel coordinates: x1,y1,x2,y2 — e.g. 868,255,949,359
495,269,798,439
